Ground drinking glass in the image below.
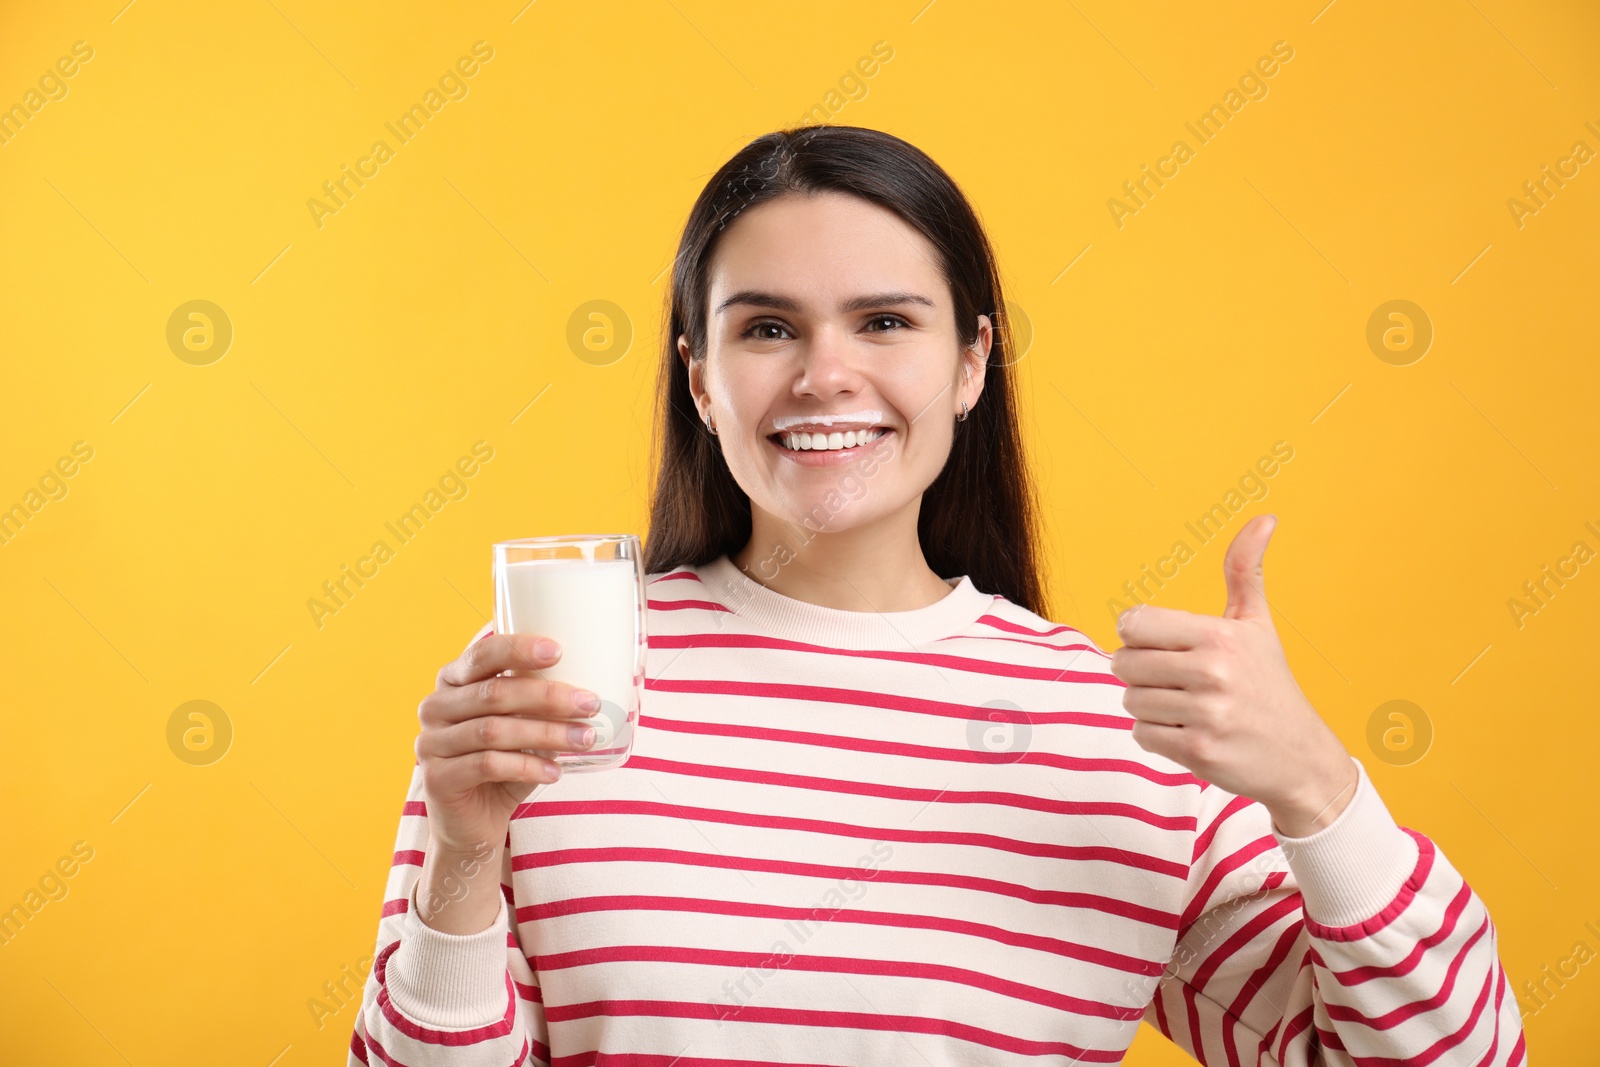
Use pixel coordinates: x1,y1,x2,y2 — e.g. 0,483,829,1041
491,534,644,772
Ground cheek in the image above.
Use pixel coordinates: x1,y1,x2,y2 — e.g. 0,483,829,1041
708,357,779,425
895,391,955,458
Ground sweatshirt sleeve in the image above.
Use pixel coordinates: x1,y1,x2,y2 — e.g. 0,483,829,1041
348,758,551,1065
1143,755,1527,1066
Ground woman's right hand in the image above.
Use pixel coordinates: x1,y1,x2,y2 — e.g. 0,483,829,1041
416,629,603,854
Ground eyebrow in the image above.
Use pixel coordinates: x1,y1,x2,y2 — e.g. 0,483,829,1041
713,290,937,316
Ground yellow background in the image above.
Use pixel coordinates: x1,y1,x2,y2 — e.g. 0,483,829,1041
2,0,1595,1061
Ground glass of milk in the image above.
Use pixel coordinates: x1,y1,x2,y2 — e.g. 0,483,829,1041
491,534,644,772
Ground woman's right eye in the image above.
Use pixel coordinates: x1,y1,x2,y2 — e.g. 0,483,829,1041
742,320,791,341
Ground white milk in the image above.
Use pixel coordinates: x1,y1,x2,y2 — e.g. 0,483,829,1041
495,558,640,754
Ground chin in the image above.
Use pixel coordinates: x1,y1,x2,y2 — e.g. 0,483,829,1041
772,490,906,533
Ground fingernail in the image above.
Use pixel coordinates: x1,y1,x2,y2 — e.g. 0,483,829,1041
1118,605,1142,634
569,725,596,748
572,690,600,712
535,639,560,660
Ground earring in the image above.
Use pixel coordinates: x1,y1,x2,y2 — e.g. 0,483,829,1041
704,410,718,435
957,401,969,423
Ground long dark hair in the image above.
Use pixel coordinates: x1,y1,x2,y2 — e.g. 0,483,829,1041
642,124,1048,618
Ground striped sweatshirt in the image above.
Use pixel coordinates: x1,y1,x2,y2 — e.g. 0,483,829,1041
349,554,1527,1066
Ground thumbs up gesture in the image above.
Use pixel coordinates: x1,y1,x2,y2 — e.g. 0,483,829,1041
1110,515,1359,837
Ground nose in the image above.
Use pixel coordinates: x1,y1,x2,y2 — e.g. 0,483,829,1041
792,322,865,400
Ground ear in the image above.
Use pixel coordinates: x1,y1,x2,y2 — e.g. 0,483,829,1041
679,334,706,415
962,314,992,412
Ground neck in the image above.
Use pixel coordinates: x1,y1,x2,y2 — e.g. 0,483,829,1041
730,500,954,612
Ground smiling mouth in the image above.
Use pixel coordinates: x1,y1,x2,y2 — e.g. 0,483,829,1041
768,427,890,452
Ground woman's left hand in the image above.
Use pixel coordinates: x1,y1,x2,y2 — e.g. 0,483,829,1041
1109,514,1359,837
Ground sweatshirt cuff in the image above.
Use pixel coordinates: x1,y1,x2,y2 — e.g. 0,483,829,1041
385,877,511,1027
1272,755,1420,928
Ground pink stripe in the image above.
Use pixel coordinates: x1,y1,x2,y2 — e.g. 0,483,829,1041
1221,1003,1244,1067
624,753,1193,831
1192,891,1303,990
638,713,1198,788
646,597,731,613
1260,1007,1283,1056
522,893,1166,976
1317,1022,1348,1051
940,630,1110,657
536,943,1144,1020
1227,919,1303,1055
1318,960,1495,1067
1321,881,1473,986
575,1059,837,1067
517,798,1188,877
392,849,425,868
380,897,408,917
1276,1002,1316,1062
649,571,702,583
648,632,1124,689
401,801,426,817
542,999,1126,1062
1183,981,1204,1066
1152,982,1172,1045
970,613,1096,644
1322,916,1489,1029
515,844,1179,928
1260,954,1312,1057
1191,795,1253,865
645,674,1129,728
1479,955,1507,1065
1178,834,1281,935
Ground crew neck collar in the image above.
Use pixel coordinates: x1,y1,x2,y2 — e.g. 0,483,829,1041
693,554,995,649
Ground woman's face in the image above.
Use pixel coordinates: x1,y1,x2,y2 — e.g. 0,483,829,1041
680,190,990,538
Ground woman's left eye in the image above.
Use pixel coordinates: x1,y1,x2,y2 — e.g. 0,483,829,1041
866,315,908,332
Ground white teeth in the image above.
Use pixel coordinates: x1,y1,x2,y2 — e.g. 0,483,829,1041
780,428,883,451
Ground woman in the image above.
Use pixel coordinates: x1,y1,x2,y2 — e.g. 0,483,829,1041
349,126,1525,1065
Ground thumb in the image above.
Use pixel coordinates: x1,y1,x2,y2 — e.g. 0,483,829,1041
1223,513,1277,621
